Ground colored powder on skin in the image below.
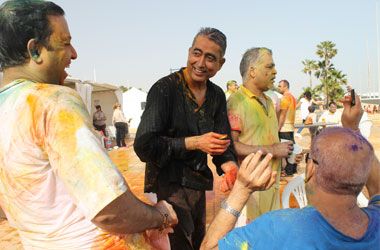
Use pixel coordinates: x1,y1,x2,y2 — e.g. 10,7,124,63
351,144,359,151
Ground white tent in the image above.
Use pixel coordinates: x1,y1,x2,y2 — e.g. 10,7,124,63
122,87,147,132
64,78,122,127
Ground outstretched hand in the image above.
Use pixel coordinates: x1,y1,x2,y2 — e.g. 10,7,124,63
234,151,277,193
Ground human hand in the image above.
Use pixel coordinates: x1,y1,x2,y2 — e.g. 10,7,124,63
234,151,276,194
195,132,230,155
145,228,172,250
154,200,178,229
220,162,238,193
272,142,293,158
340,93,363,131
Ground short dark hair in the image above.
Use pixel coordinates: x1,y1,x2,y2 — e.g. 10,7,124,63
0,0,64,70
192,27,227,57
95,105,101,109
279,79,289,88
329,101,337,107
304,91,312,100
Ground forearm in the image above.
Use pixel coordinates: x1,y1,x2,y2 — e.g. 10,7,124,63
234,141,271,158
366,156,380,198
92,190,163,234
201,184,251,250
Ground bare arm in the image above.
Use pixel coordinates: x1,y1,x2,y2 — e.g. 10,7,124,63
278,108,287,131
231,130,292,159
201,152,276,250
92,189,178,234
366,156,380,198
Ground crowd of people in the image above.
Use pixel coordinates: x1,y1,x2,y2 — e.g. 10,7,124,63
0,1,379,250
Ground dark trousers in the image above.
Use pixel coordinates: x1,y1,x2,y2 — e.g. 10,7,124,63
94,124,106,136
157,183,206,250
114,122,126,147
279,131,297,175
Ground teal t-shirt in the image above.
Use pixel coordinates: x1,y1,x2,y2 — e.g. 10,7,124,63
219,195,380,250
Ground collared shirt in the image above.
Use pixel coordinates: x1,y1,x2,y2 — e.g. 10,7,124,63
280,91,297,132
134,68,237,192
227,85,281,220
0,79,135,249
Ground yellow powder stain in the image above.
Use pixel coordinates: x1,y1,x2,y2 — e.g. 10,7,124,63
240,241,248,250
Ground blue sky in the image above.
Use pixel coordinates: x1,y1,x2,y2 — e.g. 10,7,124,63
51,0,379,97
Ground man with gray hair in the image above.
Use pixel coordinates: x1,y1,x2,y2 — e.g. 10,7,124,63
227,47,293,221
134,27,238,249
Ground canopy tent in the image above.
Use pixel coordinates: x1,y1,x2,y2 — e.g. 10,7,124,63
64,78,122,127
122,87,147,132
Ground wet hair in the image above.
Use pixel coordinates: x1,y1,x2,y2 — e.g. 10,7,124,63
304,91,312,100
311,127,374,195
279,79,289,88
192,27,227,57
240,47,272,82
0,0,64,70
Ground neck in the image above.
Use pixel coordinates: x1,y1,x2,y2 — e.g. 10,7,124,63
244,81,264,98
308,187,369,238
2,65,43,87
183,68,207,92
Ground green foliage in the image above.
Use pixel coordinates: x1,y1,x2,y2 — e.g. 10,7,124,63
301,41,347,107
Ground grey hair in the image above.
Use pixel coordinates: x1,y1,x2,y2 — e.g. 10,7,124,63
192,27,227,57
239,47,272,82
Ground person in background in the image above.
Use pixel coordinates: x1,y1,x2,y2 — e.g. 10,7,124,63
134,27,238,250
318,101,342,126
112,102,128,147
201,94,380,250
295,90,312,136
225,80,239,99
0,1,177,248
277,79,297,176
93,104,107,136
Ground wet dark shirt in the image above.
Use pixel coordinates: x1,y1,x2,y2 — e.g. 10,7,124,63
134,69,237,192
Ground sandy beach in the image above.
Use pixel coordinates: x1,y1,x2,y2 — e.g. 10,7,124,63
1,112,379,249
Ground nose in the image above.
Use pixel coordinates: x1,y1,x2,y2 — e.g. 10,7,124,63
273,67,277,75
71,45,78,60
196,55,206,68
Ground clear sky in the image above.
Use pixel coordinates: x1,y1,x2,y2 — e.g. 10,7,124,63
49,0,380,97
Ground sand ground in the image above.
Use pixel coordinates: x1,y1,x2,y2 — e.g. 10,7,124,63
1,113,379,249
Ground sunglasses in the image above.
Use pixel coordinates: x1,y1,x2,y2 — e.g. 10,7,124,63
304,153,319,184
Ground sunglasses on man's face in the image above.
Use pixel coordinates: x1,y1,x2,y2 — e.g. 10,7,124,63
304,153,318,184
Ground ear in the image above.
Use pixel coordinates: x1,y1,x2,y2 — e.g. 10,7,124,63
27,39,42,63
306,161,316,181
249,66,256,79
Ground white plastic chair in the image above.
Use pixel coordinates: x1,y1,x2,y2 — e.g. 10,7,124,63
357,192,369,207
359,120,372,139
282,174,308,209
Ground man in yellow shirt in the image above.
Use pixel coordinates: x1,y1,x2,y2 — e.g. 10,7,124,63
227,48,293,221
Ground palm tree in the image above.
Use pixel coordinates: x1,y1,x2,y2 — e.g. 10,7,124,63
315,41,338,106
302,59,318,88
